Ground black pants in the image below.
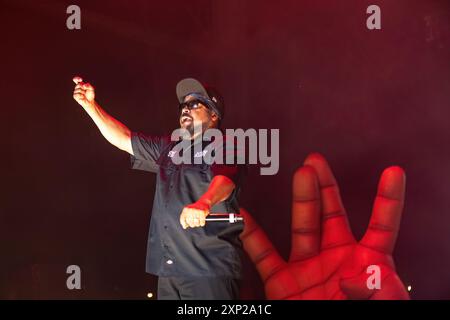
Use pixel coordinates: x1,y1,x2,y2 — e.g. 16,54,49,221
157,276,240,300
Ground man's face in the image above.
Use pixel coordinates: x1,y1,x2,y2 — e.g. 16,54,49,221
179,95,217,136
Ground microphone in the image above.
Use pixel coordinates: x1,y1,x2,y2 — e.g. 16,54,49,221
205,213,244,223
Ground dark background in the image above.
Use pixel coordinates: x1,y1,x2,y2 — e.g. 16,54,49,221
1,0,449,299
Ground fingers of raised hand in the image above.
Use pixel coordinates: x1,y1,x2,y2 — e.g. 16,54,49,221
73,86,86,94
73,76,83,84
83,83,94,91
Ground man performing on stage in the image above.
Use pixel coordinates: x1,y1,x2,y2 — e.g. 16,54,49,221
72,76,246,300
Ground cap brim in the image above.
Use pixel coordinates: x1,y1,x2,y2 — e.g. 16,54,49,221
176,78,209,103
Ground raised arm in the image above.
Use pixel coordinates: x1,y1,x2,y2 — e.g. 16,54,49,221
72,76,133,155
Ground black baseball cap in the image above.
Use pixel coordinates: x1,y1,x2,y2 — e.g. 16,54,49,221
176,78,225,120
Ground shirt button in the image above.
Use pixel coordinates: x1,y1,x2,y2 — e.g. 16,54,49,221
166,260,173,265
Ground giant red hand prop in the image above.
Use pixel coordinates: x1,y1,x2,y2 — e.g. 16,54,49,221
240,153,409,299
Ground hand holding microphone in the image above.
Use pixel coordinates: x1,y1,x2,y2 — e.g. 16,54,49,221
180,200,243,229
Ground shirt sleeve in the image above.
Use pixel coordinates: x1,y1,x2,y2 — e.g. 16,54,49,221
130,132,169,173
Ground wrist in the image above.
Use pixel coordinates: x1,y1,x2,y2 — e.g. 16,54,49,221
197,197,212,209
82,100,97,111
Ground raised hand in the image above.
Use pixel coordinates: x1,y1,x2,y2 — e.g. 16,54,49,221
72,76,95,108
240,153,409,300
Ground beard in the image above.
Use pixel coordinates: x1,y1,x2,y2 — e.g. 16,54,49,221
180,117,207,138
184,121,195,136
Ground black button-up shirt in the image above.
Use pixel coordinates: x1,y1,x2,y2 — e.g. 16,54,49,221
130,132,246,278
